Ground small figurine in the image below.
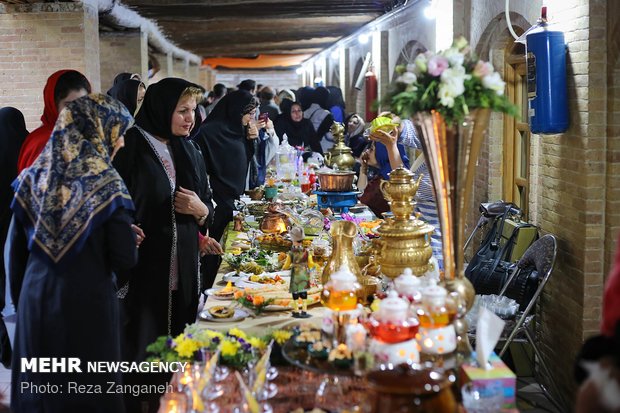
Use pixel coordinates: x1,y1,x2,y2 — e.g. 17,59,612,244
233,212,245,232
282,226,316,318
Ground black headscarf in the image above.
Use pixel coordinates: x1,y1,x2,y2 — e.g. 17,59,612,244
274,101,320,151
134,77,202,194
107,79,144,116
296,86,314,111
313,86,330,110
327,86,345,109
1,107,28,224
0,107,28,368
195,90,257,198
112,72,132,86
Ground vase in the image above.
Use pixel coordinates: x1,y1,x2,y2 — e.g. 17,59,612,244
412,109,491,353
321,220,378,304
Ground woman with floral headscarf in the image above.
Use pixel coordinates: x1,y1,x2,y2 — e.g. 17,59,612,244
6,94,137,413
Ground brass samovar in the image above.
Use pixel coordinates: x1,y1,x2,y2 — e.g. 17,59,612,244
324,122,356,171
376,167,434,278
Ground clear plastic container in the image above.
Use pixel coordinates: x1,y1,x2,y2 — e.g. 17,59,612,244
275,134,297,182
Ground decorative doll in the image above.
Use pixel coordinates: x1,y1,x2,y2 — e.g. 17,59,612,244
283,226,316,318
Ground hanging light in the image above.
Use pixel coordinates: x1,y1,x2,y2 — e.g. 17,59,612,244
358,33,369,44
331,49,340,60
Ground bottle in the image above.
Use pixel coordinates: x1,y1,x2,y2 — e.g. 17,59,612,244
276,134,296,183
301,170,311,193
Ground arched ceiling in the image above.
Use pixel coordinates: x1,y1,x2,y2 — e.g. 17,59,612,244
121,0,397,67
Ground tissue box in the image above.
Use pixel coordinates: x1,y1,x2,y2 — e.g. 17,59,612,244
460,352,516,409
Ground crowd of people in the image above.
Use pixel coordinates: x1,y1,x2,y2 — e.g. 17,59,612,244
1,68,620,412
0,70,376,412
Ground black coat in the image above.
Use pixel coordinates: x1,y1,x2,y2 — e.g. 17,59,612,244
113,126,213,362
6,209,137,413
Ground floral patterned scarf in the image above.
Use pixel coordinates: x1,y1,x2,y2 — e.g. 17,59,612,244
11,93,135,265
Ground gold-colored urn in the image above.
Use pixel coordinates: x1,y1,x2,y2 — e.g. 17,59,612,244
322,220,379,304
324,122,356,171
376,167,434,278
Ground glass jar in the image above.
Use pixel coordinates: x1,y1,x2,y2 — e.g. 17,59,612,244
416,281,457,328
321,265,360,311
365,291,419,344
394,268,423,303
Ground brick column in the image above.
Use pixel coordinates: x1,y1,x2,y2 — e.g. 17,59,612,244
99,30,146,91
0,1,100,129
188,62,200,85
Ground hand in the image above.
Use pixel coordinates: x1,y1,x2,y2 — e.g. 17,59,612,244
265,118,274,131
174,187,209,219
131,224,145,247
246,121,259,140
369,126,399,147
200,236,224,256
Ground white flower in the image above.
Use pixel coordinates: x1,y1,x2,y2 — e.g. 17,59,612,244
482,72,506,95
440,65,470,96
438,84,456,108
265,253,280,271
441,47,465,67
406,63,417,73
396,71,417,85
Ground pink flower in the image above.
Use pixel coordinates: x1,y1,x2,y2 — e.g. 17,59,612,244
427,56,449,77
473,60,494,78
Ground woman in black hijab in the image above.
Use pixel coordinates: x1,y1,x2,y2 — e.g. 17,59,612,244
0,107,28,369
107,78,146,116
194,89,258,242
113,78,213,363
274,100,320,152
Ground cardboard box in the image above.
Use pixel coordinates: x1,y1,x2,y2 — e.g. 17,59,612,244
460,352,516,409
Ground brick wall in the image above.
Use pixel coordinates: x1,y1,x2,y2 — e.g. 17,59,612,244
605,2,620,279
99,31,143,92
470,0,610,406
0,2,100,130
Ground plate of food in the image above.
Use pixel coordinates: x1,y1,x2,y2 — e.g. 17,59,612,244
222,271,249,283
236,273,288,289
199,306,249,323
205,283,237,300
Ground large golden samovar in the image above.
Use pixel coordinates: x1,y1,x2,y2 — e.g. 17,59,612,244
324,122,356,171
376,167,434,278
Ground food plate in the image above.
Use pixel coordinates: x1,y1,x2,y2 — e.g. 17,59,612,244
223,271,249,283
199,308,249,323
205,287,236,300
235,273,288,289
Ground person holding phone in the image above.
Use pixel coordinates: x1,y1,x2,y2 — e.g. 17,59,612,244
259,86,280,120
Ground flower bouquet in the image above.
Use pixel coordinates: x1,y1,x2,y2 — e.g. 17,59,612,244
146,325,294,369
383,36,518,126
233,289,275,315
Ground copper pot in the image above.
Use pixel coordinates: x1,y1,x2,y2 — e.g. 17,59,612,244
317,171,355,192
260,211,290,234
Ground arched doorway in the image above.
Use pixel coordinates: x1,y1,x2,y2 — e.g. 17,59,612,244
391,40,427,81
